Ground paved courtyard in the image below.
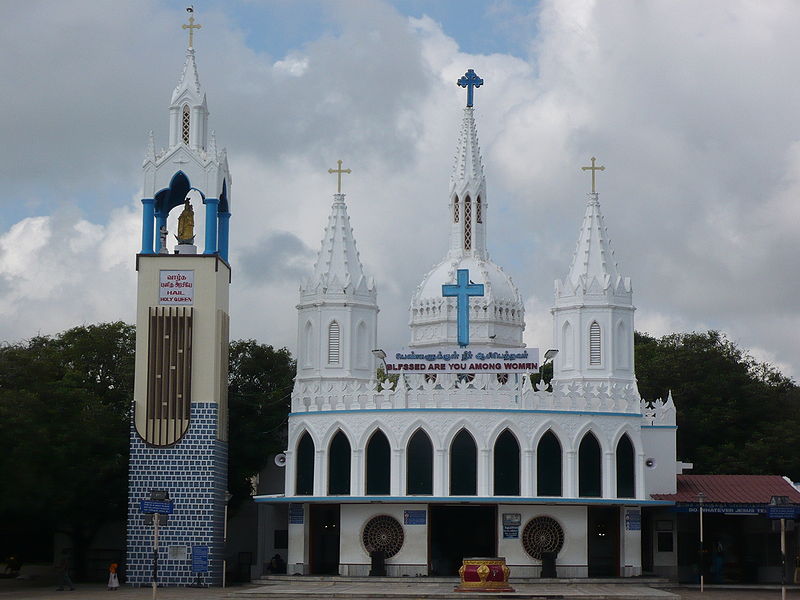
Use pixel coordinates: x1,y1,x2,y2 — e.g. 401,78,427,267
1,579,798,600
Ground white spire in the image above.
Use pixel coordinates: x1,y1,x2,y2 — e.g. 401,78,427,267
145,130,156,163
565,192,624,291
303,194,375,297
171,48,205,106
450,107,485,198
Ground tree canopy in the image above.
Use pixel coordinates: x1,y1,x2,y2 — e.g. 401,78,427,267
635,330,800,479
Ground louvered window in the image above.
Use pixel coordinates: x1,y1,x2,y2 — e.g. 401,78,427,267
328,321,340,365
182,105,191,145
464,195,472,250
589,321,601,365
476,196,482,223
454,196,459,223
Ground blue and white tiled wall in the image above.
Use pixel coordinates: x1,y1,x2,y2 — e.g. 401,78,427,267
126,402,228,586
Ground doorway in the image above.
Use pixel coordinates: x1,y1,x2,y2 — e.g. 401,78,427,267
309,504,340,575
587,506,620,577
429,505,496,575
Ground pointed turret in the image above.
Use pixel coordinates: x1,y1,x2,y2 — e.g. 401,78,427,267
296,173,378,384
552,160,635,386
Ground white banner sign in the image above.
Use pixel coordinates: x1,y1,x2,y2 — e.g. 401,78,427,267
384,346,539,374
159,270,194,305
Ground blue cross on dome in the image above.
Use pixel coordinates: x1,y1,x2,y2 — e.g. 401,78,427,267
457,69,484,107
443,269,484,347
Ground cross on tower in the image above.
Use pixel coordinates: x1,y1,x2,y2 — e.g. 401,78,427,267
581,156,605,193
442,269,484,347
457,69,484,108
182,8,202,49
328,159,351,194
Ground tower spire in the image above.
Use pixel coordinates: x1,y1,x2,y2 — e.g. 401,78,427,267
449,69,487,259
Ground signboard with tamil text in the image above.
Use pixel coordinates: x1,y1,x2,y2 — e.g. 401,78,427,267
159,270,194,305
384,346,539,374
191,546,209,573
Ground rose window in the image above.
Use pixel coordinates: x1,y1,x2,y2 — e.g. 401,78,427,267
362,515,404,558
522,516,564,560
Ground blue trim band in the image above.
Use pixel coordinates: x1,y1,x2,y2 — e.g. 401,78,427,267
641,425,677,429
254,494,673,506
289,407,643,419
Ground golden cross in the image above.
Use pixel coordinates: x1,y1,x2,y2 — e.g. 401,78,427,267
328,159,351,194
182,10,202,48
581,156,605,193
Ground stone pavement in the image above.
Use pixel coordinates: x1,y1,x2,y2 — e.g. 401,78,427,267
1,579,799,600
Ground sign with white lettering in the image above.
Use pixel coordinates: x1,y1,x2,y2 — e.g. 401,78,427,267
384,346,539,374
159,270,194,305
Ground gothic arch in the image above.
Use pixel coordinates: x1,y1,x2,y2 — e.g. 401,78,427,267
365,429,391,495
536,429,563,497
572,422,610,454
295,430,315,496
328,429,352,495
406,428,434,495
532,420,570,452
356,320,368,368
358,421,399,450
493,428,521,496
487,419,525,451
450,428,478,495
327,320,341,365
443,419,483,451
616,433,636,499
399,421,440,450
578,431,602,498
610,423,642,454
588,320,602,366
321,421,355,451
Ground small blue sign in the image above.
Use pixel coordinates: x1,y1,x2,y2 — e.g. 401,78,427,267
767,505,797,520
191,546,209,573
404,510,426,525
140,500,174,514
289,503,304,525
625,509,641,531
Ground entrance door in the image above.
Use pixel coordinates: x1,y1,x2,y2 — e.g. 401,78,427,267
309,504,340,575
429,505,496,575
587,506,620,577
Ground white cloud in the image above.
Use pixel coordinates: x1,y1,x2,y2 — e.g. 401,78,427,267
0,0,798,381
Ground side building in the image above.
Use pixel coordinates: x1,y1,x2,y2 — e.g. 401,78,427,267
255,71,682,578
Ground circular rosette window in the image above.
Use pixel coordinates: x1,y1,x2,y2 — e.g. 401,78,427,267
361,515,405,558
522,516,565,560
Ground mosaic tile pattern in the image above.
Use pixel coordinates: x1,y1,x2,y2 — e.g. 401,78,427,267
126,402,227,586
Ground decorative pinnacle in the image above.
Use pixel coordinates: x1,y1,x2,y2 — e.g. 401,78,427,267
182,6,201,49
581,156,605,193
457,69,484,108
328,159,351,194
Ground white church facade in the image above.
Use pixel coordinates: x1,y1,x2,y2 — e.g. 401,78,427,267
255,70,682,578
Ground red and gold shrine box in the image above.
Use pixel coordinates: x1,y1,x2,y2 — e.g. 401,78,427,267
454,557,514,592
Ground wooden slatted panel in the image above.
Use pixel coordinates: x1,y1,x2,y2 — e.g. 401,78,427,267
328,321,340,365
589,321,601,365
145,306,193,446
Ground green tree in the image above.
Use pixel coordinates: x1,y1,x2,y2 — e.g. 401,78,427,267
635,330,800,478
0,322,135,577
227,340,295,509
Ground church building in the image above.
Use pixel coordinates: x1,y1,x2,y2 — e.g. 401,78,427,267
255,70,683,578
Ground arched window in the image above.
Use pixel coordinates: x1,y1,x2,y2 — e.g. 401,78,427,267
615,321,627,368
616,434,635,498
562,321,573,369
356,321,368,368
450,429,477,495
463,195,472,250
327,321,340,365
328,430,351,495
476,196,482,223
181,104,191,145
453,195,459,223
304,321,313,367
589,321,601,366
579,432,602,497
493,429,520,496
537,430,562,496
406,429,433,495
365,429,390,495
296,432,314,495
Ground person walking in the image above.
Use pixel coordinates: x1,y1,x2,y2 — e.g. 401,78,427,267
56,553,75,591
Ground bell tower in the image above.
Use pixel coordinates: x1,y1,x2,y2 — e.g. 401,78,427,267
126,9,232,587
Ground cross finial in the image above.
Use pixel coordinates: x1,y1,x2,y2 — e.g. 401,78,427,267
457,69,484,108
182,6,202,48
581,156,605,193
328,159,351,194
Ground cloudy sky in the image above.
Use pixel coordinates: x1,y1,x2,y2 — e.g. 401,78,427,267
2,0,799,379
